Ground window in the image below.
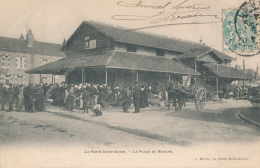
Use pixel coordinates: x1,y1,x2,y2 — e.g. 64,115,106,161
156,49,165,56
85,41,89,49
84,37,96,50
127,44,137,52
89,39,96,49
1,55,10,68
16,56,26,69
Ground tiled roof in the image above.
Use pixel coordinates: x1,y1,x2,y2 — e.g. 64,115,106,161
26,51,200,75
203,63,252,80
0,36,65,56
176,47,235,61
74,21,208,52
211,49,235,61
175,47,211,58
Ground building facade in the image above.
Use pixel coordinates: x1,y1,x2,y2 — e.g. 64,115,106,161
27,21,249,90
0,30,65,85
27,21,204,87
174,47,251,94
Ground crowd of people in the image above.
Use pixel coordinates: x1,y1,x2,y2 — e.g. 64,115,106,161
1,81,259,113
48,82,159,113
0,82,168,113
219,84,259,99
0,83,46,112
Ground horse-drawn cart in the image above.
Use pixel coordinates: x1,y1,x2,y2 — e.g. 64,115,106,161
248,85,260,108
167,82,207,111
249,95,260,108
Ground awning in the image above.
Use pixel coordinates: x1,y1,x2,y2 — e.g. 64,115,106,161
203,63,252,80
26,51,200,76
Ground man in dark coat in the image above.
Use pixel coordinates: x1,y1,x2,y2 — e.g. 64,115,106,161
0,83,6,111
133,83,141,113
82,88,91,113
6,84,15,112
90,83,98,107
34,84,45,111
122,86,130,112
24,84,35,112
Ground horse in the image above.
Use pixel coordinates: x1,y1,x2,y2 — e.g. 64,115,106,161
166,82,185,111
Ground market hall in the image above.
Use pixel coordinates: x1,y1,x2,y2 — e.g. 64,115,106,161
26,21,202,87
26,21,250,90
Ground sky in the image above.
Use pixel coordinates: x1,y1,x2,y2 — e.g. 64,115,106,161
0,0,259,72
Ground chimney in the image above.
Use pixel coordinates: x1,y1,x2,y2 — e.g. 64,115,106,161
26,29,34,47
61,38,67,52
62,38,66,45
20,33,24,40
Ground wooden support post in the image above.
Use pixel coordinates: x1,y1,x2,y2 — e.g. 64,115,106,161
54,74,55,84
40,74,42,84
52,74,53,84
216,64,219,99
83,69,86,84
82,66,84,85
194,60,197,84
105,68,108,85
136,71,138,83
168,73,171,82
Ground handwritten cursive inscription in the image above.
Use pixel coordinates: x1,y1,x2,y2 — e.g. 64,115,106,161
112,0,221,31
117,1,172,10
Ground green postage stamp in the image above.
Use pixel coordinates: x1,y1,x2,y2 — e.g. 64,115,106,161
223,0,260,56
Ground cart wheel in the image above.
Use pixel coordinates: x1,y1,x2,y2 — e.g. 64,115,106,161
195,88,206,111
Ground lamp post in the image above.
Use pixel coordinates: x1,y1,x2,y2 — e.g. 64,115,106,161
194,59,197,84
81,66,84,85
216,63,219,99
105,68,108,85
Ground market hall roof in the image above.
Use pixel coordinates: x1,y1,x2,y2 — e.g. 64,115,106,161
25,51,200,76
203,63,252,80
175,48,235,61
65,21,209,53
0,36,65,56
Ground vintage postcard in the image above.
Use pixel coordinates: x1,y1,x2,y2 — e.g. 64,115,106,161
0,0,260,167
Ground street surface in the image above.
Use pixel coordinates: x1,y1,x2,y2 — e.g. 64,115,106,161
0,109,170,148
1,99,259,147
0,99,260,167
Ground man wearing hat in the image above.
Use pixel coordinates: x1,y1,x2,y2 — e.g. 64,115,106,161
122,85,130,112
0,83,6,111
6,84,15,112
133,83,141,113
34,84,45,111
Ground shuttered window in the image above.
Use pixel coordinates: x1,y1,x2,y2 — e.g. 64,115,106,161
16,56,26,69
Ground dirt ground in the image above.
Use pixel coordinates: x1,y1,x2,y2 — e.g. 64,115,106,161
0,110,171,149
0,99,260,167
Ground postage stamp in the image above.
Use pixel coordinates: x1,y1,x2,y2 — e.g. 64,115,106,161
223,0,260,56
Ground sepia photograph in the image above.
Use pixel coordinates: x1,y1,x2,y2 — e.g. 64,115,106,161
0,0,260,167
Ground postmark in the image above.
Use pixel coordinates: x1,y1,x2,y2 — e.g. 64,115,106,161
223,0,260,56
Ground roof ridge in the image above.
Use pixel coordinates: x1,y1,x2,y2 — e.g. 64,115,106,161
34,40,62,46
0,36,24,40
84,21,204,46
0,36,62,46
